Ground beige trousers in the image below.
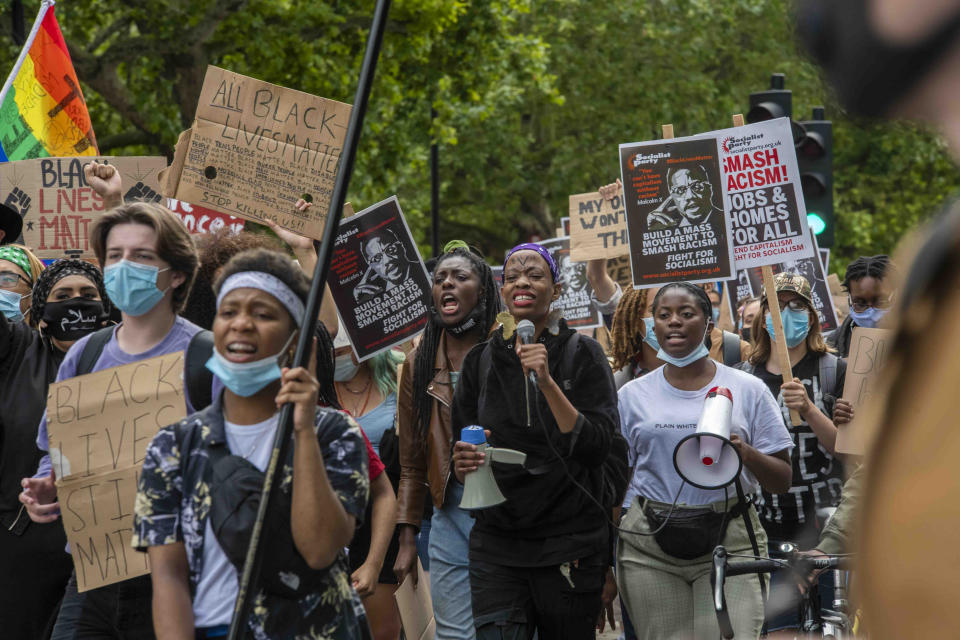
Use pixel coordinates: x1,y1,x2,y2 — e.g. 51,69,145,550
616,498,768,640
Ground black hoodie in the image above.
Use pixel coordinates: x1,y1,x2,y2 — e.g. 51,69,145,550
451,321,619,566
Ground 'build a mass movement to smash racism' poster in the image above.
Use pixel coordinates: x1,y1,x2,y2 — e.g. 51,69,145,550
619,117,814,288
327,196,431,361
619,137,734,288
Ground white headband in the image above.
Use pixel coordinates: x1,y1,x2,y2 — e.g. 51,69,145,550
217,271,305,326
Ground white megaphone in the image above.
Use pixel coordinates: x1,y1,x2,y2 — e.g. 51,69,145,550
673,387,742,490
459,426,527,510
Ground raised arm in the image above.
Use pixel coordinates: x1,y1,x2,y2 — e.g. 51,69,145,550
84,161,123,210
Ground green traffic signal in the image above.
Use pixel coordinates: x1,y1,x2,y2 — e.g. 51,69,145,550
807,212,826,235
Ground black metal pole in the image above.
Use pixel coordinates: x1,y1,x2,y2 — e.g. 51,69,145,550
430,105,439,257
227,0,392,636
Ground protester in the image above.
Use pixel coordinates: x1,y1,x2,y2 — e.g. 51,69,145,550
610,286,662,387
736,272,854,634
19,162,201,640
707,288,722,324
616,282,792,640
334,332,404,640
0,259,110,639
132,248,371,638
826,255,894,357
738,296,761,342
0,243,45,324
451,242,621,639
394,240,501,639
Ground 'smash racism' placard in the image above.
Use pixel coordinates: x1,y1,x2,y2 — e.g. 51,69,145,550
712,118,815,269
540,237,603,330
159,66,351,240
45,353,186,591
568,189,628,261
619,137,734,288
0,156,166,258
327,196,430,361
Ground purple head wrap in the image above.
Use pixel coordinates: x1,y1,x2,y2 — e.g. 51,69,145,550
503,242,559,282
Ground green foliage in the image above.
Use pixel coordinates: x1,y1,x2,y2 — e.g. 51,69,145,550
0,0,956,272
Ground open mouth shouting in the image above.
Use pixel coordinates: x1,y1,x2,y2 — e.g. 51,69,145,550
224,340,259,363
440,292,461,316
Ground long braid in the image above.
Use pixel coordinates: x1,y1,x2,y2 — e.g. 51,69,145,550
315,321,340,410
411,246,500,448
611,287,649,371
842,255,892,291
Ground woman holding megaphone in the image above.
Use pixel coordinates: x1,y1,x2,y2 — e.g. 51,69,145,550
451,243,623,640
616,282,792,640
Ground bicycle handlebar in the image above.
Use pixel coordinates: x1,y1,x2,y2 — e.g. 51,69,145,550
711,545,852,639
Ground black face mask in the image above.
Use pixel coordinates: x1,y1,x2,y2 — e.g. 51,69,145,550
795,0,960,117
741,326,752,342
432,297,487,337
42,298,107,340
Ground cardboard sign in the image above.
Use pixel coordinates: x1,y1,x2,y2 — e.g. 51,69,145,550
619,136,734,288
46,353,187,591
159,66,351,240
165,198,245,235
0,156,166,258
605,254,633,291
712,118,815,269
395,558,434,640
327,196,431,361
568,189,628,261
836,328,892,455
540,237,603,329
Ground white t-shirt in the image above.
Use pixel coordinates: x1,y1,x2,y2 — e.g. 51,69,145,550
618,363,792,508
193,414,279,627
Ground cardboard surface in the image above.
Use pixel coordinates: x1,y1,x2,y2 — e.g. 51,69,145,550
395,558,434,640
0,156,166,258
836,328,892,455
159,66,351,240
46,353,186,591
568,189,629,261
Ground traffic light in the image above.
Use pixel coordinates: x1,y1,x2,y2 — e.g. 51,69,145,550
747,73,805,144
797,107,834,248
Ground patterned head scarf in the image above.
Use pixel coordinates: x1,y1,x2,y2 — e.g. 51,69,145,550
32,259,110,321
502,242,559,283
0,245,32,280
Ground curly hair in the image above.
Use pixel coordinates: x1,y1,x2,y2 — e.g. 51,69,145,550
184,228,283,329
610,287,650,370
411,246,500,447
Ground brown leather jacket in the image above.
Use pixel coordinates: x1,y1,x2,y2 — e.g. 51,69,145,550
396,336,455,528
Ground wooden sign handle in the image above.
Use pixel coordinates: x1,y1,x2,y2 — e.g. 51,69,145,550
662,123,674,139
732,113,800,426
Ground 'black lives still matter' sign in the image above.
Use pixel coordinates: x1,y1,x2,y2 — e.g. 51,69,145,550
327,196,431,361
619,137,734,288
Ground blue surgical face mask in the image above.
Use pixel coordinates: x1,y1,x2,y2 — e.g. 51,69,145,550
848,306,888,329
104,260,170,317
0,288,29,322
656,325,710,368
765,308,811,348
642,317,660,351
205,333,295,398
712,307,720,323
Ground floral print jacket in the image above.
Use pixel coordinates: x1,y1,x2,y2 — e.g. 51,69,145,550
132,395,370,639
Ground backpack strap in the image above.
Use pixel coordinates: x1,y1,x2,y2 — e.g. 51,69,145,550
819,352,839,417
559,332,580,391
75,326,115,376
721,330,741,367
185,330,214,411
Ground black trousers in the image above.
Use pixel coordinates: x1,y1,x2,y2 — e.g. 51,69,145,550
470,551,606,640
50,572,155,640
0,519,73,640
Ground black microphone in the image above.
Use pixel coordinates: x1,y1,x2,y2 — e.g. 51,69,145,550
516,319,537,386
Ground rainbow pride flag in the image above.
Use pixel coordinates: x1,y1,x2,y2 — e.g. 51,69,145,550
0,0,97,161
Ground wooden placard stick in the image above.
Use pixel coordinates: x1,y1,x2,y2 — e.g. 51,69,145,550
662,123,674,139
731,113,800,425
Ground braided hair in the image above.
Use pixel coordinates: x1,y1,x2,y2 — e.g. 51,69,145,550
610,287,650,370
842,255,892,292
410,245,500,447
315,321,340,410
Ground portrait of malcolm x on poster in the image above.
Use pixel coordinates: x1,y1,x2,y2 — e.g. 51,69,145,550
646,165,723,231
353,228,419,303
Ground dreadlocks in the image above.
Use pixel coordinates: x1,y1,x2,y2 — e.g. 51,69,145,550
842,255,892,292
411,246,500,448
610,287,649,371
315,321,340,410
